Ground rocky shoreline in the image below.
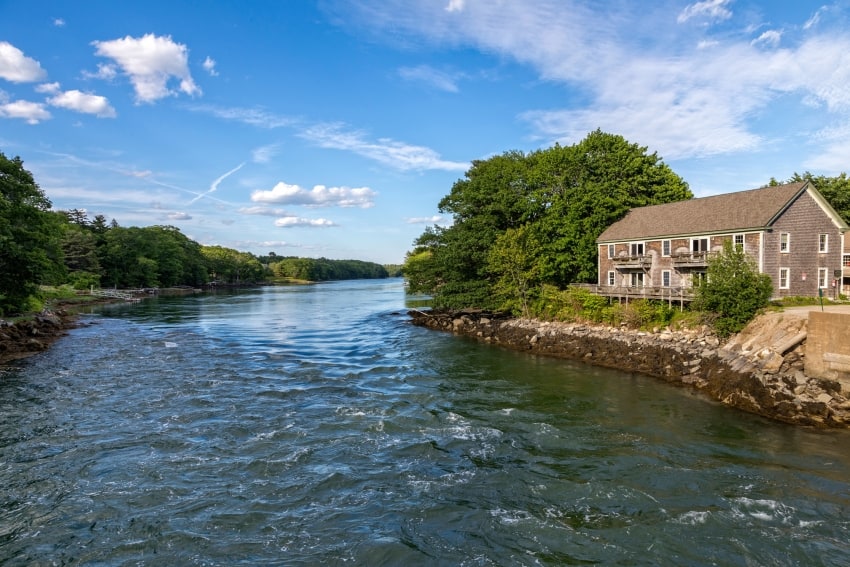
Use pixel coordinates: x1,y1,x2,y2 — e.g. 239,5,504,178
0,309,80,365
409,309,850,428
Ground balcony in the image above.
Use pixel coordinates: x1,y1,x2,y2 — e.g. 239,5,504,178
671,251,710,268
611,254,651,270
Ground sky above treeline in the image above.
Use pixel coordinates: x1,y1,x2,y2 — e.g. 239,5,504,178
2,1,849,264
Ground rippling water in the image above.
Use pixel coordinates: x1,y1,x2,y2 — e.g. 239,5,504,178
2,279,850,565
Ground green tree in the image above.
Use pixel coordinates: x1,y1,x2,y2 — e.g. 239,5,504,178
0,152,63,314
486,225,543,317
693,240,773,337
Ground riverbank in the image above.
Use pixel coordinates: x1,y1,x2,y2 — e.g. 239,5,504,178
0,309,81,364
409,308,850,427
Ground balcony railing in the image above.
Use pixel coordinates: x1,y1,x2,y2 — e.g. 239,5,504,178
671,251,711,268
576,284,695,303
610,254,652,269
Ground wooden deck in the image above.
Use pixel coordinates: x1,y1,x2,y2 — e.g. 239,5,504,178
575,284,695,307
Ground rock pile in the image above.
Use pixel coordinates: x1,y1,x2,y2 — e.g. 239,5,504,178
409,309,850,427
0,309,77,365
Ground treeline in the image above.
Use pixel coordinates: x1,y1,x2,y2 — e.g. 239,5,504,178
263,256,388,281
0,151,389,315
403,130,693,313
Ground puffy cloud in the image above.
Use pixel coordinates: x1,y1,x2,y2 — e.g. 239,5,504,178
35,82,61,94
0,99,51,124
48,89,116,117
91,33,200,103
677,0,732,24
0,41,47,83
274,216,337,228
445,0,464,13
301,123,469,171
203,56,218,76
251,181,377,208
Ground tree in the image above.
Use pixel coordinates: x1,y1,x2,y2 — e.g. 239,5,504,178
0,152,63,314
693,240,774,337
486,225,543,317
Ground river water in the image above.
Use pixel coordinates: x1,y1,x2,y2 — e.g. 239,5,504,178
1,279,849,566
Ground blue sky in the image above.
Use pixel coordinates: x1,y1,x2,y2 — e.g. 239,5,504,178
2,1,849,264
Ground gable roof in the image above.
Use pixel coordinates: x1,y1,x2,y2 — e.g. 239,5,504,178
598,182,816,242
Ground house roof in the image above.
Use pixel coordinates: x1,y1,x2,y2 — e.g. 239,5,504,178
597,182,811,242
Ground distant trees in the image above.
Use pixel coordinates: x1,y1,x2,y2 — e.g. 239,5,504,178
0,152,63,314
202,245,266,284
404,130,692,311
268,257,388,281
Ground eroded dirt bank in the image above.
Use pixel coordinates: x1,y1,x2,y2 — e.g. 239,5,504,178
409,309,850,428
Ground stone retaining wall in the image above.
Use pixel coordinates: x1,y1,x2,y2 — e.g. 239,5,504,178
409,309,850,427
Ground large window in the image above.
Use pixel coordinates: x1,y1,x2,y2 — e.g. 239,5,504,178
779,267,790,289
780,233,790,253
819,234,828,253
692,238,709,253
818,267,828,289
662,240,671,257
630,272,644,287
662,270,671,287
630,242,644,256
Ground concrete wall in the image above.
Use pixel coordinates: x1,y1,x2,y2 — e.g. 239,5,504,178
806,311,850,393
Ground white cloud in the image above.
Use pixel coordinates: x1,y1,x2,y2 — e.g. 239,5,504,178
191,104,295,128
0,41,48,83
203,56,218,76
752,30,782,48
48,89,117,117
445,0,464,13
53,18,65,27
167,212,192,220
274,216,337,228
399,65,460,92
91,33,200,103
252,143,280,163
677,0,733,24
804,6,827,30
0,99,51,124
239,206,292,216
251,181,377,208
406,215,443,224
36,82,61,94
301,123,469,171
83,63,119,81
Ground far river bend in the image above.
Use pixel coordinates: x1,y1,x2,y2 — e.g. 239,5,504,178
1,279,849,566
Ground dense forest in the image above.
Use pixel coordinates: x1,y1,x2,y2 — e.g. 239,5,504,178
0,151,388,315
403,130,850,316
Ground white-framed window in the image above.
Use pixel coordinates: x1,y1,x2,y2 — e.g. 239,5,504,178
630,242,644,256
818,268,828,288
692,238,709,253
607,244,615,259
779,267,790,289
630,272,644,287
662,240,671,257
607,271,615,286
780,232,790,253
819,234,828,253
662,270,671,287
734,234,745,252
844,254,850,268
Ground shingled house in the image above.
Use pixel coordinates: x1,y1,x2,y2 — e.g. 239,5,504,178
596,182,849,301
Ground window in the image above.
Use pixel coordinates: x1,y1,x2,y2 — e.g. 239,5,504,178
779,267,789,289
607,271,615,286
630,272,644,287
734,234,744,252
818,267,828,288
819,234,828,253
630,242,644,256
692,238,709,253
662,270,671,287
780,233,790,253
608,244,615,259
662,240,671,257
844,254,850,268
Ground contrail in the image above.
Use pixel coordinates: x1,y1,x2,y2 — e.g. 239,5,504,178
187,162,245,205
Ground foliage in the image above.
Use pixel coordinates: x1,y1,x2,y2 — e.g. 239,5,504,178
269,257,388,282
202,245,266,284
693,240,774,336
0,152,64,314
529,285,674,329
404,131,691,309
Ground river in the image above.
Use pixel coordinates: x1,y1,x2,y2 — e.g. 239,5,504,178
1,279,849,566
